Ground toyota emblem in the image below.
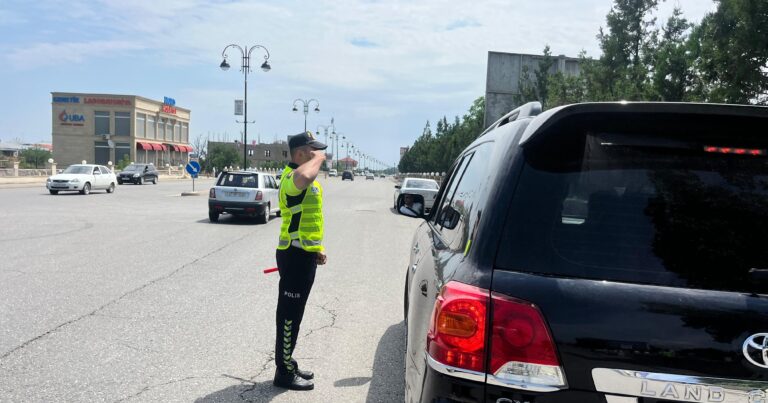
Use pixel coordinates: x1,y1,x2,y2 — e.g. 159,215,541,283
743,333,768,369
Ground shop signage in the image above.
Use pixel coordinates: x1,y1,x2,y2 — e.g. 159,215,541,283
53,96,80,103
84,97,131,106
58,110,85,126
235,100,244,116
162,96,177,114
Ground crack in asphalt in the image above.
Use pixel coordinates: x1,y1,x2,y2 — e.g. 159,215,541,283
113,375,210,403
0,231,257,362
303,301,339,339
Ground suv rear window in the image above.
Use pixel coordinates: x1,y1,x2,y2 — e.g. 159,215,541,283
497,111,768,293
218,173,259,188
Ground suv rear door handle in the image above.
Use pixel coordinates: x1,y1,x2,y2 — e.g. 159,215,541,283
419,280,428,296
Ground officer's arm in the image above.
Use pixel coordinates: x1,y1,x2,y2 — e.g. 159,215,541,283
293,151,325,191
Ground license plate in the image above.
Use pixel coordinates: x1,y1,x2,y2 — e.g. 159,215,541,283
225,192,245,197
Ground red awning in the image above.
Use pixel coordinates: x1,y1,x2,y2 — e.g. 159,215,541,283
160,144,168,151
150,143,163,151
180,145,191,152
137,142,152,151
172,145,180,152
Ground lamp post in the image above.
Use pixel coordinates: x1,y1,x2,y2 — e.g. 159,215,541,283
293,98,320,133
317,118,335,169
219,43,271,170
334,134,345,171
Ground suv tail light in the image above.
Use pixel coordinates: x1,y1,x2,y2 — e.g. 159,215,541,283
427,282,488,372
255,190,263,201
209,188,216,198
489,293,566,389
426,281,566,391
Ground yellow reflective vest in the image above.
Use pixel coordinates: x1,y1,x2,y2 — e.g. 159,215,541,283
277,165,324,252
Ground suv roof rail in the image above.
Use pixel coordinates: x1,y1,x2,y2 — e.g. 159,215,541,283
480,101,542,137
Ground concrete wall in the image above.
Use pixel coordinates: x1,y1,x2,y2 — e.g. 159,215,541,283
484,51,581,128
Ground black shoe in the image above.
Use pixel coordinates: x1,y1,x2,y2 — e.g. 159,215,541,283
273,370,314,391
291,360,314,380
295,367,314,380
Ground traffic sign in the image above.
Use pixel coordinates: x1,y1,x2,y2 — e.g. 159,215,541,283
185,161,201,178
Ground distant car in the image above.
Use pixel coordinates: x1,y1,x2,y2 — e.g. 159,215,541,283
117,163,158,185
380,174,385,178
394,178,439,211
208,171,280,224
46,164,117,195
365,172,375,180
342,170,354,181
329,169,338,177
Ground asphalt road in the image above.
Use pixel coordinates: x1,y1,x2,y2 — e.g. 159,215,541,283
0,175,421,402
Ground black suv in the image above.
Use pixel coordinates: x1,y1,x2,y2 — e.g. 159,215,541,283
117,164,158,185
342,170,354,181
401,102,768,402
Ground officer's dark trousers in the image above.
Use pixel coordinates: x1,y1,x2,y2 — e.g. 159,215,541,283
274,246,317,374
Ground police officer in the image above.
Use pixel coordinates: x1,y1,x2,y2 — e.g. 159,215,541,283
273,131,327,391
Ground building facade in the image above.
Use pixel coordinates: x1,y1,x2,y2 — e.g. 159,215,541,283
209,140,291,168
484,51,581,128
51,92,191,167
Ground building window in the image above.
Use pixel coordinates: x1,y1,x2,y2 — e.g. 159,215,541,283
147,116,156,139
158,118,166,141
265,150,272,157
136,113,146,138
95,111,110,136
181,123,188,143
165,120,173,141
282,150,288,158
115,112,131,136
173,122,180,142
248,149,254,156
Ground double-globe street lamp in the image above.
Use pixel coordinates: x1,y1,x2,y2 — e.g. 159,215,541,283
330,133,344,171
219,44,271,170
293,98,319,133
317,118,335,169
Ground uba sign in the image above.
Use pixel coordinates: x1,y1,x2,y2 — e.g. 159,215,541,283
58,110,85,126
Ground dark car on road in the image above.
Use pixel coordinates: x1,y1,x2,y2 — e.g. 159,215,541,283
399,102,768,402
342,170,354,181
117,164,158,185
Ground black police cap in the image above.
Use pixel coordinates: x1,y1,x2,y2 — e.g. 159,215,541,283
289,131,327,150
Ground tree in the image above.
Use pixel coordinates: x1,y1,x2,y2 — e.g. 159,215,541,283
515,46,557,107
205,143,239,172
595,0,660,100
695,0,768,104
652,8,697,101
19,148,51,169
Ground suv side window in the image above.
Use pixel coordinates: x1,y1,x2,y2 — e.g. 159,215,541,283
437,142,494,252
268,176,277,189
432,155,471,227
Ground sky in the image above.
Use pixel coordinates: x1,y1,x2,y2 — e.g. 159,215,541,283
0,0,716,167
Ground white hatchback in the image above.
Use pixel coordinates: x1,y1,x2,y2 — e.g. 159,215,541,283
46,164,117,195
208,171,280,224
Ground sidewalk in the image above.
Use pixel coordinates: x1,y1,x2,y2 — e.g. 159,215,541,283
0,174,205,189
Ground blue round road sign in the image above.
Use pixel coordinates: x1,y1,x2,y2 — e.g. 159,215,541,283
185,161,201,177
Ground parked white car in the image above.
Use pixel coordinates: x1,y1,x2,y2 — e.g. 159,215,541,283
329,169,338,177
46,164,117,195
394,178,440,211
208,171,280,224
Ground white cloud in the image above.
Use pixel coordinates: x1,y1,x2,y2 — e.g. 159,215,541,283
6,40,146,68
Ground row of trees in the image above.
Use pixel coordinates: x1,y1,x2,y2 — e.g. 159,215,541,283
398,97,485,173
520,0,768,107
399,0,768,173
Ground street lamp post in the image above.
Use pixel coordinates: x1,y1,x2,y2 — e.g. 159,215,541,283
317,118,335,169
219,43,271,170
293,98,320,133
